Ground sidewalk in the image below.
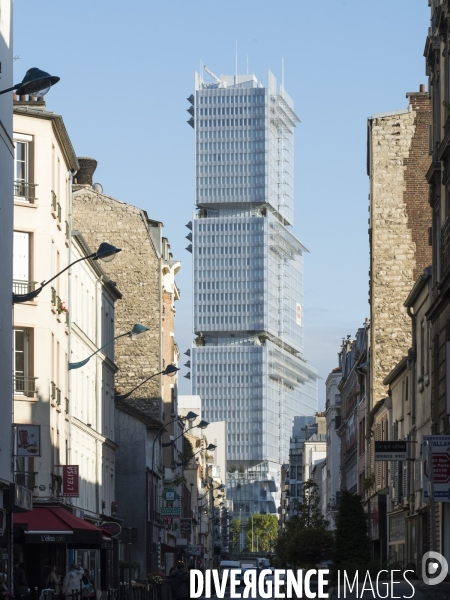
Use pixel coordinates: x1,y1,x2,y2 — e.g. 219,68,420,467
412,581,450,599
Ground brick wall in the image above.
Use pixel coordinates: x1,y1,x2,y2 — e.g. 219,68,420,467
72,186,163,424
369,92,431,407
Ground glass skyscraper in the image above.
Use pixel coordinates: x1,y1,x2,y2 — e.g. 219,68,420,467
188,68,318,516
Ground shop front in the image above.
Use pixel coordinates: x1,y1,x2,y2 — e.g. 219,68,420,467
12,506,111,597
388,511,405,568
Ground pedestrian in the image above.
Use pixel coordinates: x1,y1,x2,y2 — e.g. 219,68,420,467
46,566,61,594
13,560,29,599
81,570,95,599
62,565,83,598
169,562,189,600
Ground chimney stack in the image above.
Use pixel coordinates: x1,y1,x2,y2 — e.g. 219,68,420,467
76,157,97,186
420,84,425,93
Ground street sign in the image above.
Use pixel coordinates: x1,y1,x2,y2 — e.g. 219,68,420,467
375,441,407,461
423,435,450,502
102,522,122,537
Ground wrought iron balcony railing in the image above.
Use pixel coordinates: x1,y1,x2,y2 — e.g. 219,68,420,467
14,375,38,397
13,280,37,295
14,180,37,203
51,190,57,211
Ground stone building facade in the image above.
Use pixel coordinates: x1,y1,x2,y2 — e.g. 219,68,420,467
367,91,431,408
72,161,181,574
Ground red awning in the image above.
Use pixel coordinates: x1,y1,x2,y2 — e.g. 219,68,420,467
13,507,106,547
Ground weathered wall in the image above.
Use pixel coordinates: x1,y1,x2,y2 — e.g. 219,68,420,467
369,92,431,407
72,186,163,424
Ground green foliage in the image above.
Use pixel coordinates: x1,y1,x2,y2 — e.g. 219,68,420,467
183,436,194,462
231,517,241,549
245,513,278,552
291,479,329,529
333,490,370,575
238,464,245,474
275,479,333,568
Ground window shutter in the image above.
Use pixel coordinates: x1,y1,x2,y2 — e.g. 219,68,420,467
402,459,409,504
396,461,401,505
13,232,29,281
375,423,382,489
446,342,450,414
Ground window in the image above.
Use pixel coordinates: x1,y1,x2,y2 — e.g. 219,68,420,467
13,232,31,293
13,329,33,395
14,133,33,201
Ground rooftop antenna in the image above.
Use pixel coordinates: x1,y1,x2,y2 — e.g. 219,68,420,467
281,57,284,90
247,55,249,75
235,41,238,77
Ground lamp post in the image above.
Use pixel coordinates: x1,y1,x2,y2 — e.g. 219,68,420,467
149,409,198,572
69,323,148,370
13,241,121,303
0,67,60,96
114,364,179,401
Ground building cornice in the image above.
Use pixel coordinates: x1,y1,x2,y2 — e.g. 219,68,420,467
13,105,78,172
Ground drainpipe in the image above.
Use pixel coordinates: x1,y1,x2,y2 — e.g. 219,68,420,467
67,168,77,470
406,305,416,509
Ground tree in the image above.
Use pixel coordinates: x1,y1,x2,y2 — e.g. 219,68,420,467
245,513,278,552
231,518,241,550
333,490,370,574
275,479,333,568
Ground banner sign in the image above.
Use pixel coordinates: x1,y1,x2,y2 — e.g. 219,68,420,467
102,522,121,537
63,465,79,498
15,424,41,457
188,544,203,556
375,441,407,461
180,518,192,534
296,303,302,326
423,436,450,502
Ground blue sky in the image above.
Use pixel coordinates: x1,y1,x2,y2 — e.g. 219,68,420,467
14,0,430,407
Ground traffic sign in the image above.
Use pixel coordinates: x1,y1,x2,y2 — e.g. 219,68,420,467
423,436,450,502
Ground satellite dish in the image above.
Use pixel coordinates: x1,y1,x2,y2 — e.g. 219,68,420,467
93,182,103,193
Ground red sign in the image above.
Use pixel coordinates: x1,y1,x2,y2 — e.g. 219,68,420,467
63,465,79,498
424,453,450,484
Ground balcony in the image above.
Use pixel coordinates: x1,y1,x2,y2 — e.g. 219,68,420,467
56,388,61,406
51,190,57,212
65,397,69,414
50,473,62,496
15,471,37,492
14,180,37,203
13,280,37,295
57,202,62,223
14,376,38,397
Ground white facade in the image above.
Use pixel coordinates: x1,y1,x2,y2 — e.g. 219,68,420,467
69,234,121,519
324,367,342,529
0,0,13,504
12,103,77,502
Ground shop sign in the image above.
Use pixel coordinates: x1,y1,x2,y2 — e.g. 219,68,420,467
423,436,450,502
188,544,202,556
389,513,405,543
162,488,180,503
180,518,192,534
102,522,121,537
15,424,41,457
374,441,407,461
63,465,79,498
25,532,71,543
160,506,181,516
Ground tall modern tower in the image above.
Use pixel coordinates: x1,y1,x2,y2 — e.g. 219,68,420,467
187,68,318,517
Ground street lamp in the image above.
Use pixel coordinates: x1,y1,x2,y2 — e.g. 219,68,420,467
114,364,179,401
0,67,60,97
13,241,121,303
149,410,198,571
69,323,149,370
177,444,217,468
162,419,209,447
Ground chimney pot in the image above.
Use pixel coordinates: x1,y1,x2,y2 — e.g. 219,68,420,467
76,157,98,186
420,84,425,93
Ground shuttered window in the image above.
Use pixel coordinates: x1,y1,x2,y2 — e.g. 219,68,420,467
13,231,30,282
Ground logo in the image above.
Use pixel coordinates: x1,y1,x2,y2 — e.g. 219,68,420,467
422,551,449,585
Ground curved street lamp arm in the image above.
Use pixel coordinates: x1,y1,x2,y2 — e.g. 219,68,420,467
69,331,130,370
13,252,96,304
114,369,166,401
162,422,197,447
